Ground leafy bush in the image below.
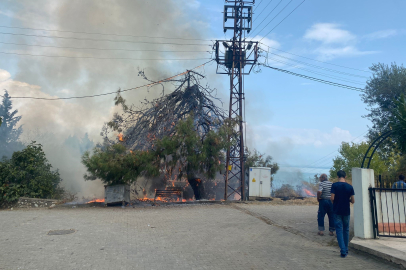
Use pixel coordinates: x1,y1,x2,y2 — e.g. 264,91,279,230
82,143,159,186
0,142,63,203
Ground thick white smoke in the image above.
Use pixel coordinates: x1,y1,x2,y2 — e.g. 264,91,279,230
0,0,220,198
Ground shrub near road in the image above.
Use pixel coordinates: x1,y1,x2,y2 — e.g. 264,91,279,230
0,142,63,203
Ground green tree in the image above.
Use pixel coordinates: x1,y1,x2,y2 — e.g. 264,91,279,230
0,90,24,159
82,116,236,200
362,63,406,155
244,148,279,182
389,94,406,152
329,142,394,178
153,116,236,199
0,142,63,203
82,144,158,186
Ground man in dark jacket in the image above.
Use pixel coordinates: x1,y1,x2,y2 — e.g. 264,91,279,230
331,170,354,258
392,175,406,189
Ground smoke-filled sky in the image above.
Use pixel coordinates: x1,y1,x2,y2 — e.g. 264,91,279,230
1,0,406,193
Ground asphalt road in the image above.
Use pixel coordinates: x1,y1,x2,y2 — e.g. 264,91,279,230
0,203,398,270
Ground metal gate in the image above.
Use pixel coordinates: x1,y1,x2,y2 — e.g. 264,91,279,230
369,177,406,238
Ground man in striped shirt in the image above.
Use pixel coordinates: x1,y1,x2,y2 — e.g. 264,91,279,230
317,174,335,236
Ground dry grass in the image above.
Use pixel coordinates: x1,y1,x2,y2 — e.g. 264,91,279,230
245,197,318,206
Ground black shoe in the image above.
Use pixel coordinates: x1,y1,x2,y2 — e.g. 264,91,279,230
340,253,347,258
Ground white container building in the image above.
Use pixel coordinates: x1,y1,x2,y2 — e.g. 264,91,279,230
248,167,272,199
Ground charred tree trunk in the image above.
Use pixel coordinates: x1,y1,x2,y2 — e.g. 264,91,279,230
188,178,206,200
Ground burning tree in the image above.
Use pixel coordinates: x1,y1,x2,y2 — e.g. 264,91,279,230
96,71,237,199
82,144,159,186
105,71,226,150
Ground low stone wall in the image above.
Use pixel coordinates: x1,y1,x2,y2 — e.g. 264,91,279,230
16,197,60,208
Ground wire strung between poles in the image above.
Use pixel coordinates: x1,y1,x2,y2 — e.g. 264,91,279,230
260,63,366,92
1,60,214,101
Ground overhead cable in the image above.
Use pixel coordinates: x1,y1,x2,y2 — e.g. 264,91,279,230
0,25,212,41
259,0,306,41
250,0,293,41
300,130,369,175
270,52,369,79
267,56,365,85
261,63,366,92
253,0,273,21
249,0,284,37
1,60,214,100
0,32,212,46
0,51,211,61
253,0,264,12
0,41,209,54
260,42,372,73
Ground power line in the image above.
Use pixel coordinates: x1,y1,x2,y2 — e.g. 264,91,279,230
250,0,294,41
270,52,369,79
0,41,210,54
0,31,212,46
0,60,214,101
300,130,368,175
253,0,274,22
260,42,372,73
259,0,306,41
0,51,211,61
249,0,284,37
0,25,212,41
253,0,264,12
304,132,368,172
260,63,366,92
267,57,365,85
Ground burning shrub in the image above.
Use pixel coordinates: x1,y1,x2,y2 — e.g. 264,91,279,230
0,142,63,203
274,184,298,198
82,144,159,186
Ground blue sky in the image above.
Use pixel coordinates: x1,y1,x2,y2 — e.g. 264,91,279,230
0,0,405,182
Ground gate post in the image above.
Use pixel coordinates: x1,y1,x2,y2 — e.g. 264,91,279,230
352,168,375,239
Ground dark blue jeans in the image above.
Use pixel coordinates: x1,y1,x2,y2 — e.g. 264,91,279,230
317,199,335,232
334,215,350,255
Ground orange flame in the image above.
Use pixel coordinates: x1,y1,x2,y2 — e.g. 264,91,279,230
118,133,124,142
87,198,105,203
303,188,316,197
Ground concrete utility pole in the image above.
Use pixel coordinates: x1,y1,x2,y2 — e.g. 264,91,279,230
215,0,258,201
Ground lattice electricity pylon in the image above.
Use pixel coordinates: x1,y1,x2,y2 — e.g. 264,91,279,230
214,0,258,201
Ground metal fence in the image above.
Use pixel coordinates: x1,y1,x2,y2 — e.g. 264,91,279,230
369,184,406,238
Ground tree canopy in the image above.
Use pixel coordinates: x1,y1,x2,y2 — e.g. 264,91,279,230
329,141,397,178
0,90,24,159
244,148,279,183
83,116,237,199
0,143,63,203
82,144,159,186
362,63,406,154
389,94,406,153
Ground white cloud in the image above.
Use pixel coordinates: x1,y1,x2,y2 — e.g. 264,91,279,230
258,37,281,51
248,125,354,148
364,29,398,40
303,23,378,60
304,23,356,44
0,69,11,82
315,46,377,61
